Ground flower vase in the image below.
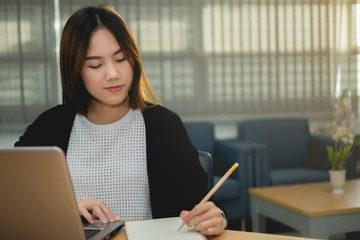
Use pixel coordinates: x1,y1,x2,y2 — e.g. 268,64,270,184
329,170,346,194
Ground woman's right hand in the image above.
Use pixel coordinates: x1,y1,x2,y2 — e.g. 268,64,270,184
78,198,121,224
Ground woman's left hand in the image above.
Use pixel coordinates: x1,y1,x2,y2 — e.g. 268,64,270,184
180,201,227,236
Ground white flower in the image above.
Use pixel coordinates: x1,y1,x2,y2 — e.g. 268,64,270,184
332,126,354,145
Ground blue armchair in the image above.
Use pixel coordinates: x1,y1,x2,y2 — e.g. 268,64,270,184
198,151,214,189
237,117,356,187
184,122,256,220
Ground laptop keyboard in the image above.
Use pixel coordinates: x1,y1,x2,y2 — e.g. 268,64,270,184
84,229,101,239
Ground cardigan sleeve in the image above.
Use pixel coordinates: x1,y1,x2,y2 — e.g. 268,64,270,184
142,105,225,218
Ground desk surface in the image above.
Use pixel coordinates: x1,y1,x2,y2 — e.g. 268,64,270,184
112,228,319,240
249,179,360,217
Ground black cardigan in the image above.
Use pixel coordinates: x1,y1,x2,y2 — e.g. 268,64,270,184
15,104,224,218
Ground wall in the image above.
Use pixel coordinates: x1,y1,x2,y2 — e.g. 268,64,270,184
0,123,238,148
0,133,21,148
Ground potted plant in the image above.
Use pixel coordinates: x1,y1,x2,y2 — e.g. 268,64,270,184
318,92,357,194
327,126,355,194
327,126,354,171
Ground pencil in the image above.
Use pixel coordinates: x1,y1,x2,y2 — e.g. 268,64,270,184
178,162,239,230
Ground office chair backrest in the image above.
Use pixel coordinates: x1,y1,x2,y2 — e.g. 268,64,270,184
198,151,214,188
238,118,310,169
184,122,215,157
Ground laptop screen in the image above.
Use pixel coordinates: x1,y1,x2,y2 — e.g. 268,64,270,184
0,147,124,240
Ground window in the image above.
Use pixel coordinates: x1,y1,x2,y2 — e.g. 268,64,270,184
0,0,57,131
0,0,358,132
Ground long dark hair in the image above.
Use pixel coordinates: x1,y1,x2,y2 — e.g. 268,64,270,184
60,5,160,114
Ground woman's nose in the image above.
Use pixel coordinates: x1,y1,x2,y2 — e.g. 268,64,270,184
105,63,120,81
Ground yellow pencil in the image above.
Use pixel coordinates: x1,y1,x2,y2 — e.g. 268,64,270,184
178,162,239,230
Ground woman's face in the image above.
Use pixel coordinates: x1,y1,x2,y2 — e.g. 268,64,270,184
80,28,133,111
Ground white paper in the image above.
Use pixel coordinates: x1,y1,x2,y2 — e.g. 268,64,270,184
125,217,206,240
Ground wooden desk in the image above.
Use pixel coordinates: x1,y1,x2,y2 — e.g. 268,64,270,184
112,227,319,240
249,179,360,239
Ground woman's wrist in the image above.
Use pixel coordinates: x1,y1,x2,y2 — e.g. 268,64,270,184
220,210,228,229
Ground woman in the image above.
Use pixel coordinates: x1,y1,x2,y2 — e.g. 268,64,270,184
15,5,227,236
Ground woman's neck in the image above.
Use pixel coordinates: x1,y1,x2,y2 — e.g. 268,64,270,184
85,100,131,125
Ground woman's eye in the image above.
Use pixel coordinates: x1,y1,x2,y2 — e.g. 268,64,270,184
116,58,126,63
89,64,101,69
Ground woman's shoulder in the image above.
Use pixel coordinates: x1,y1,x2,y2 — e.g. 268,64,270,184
36,104,76,121
142,104,182,123
141,105,190,149
14,104,76,148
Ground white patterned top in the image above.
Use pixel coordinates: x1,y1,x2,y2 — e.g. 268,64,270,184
66,109,152,220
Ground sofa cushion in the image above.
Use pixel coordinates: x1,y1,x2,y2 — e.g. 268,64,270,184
213,176,240,200
271,168,329,186
238,118,310,169
184,122,215,157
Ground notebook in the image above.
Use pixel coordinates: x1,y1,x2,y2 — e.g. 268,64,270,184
125,217,206,240
0,146,124,240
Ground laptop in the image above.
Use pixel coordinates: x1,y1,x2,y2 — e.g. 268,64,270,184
0,146,124,240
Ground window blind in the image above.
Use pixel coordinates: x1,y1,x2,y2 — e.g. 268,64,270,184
0,0,358,132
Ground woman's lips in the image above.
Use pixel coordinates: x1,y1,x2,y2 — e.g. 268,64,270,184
106,85,123,92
